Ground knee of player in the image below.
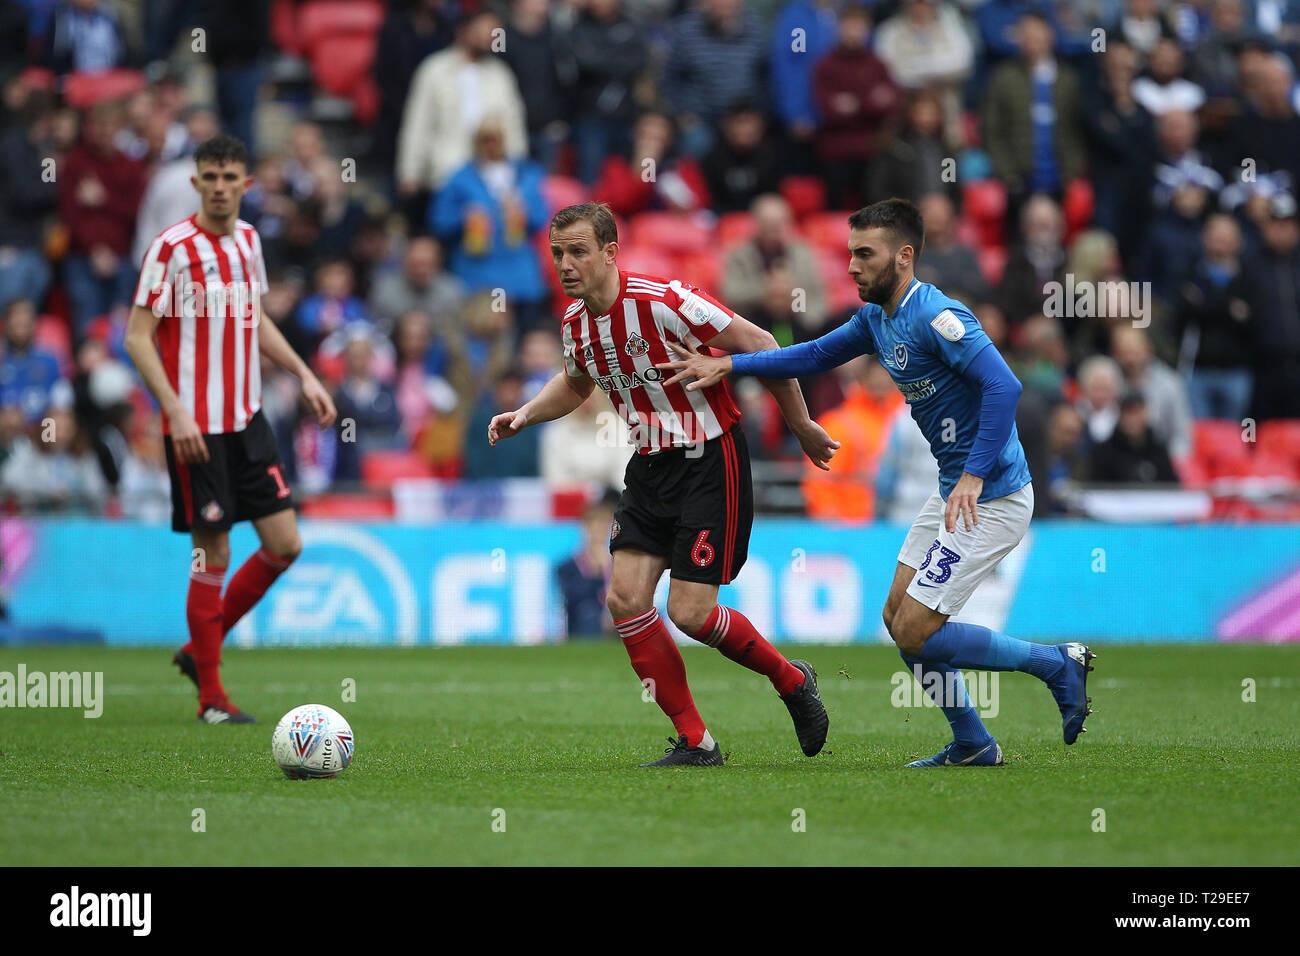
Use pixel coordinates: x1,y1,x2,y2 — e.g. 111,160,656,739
666,601,711,639
604,587,640,622
891,617,929,657
274,537,303,563
881,603,896,635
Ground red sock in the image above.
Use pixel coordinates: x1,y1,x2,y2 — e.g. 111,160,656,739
615,609,707,747
179,548,294,656
694,605,804,696
187,564,227,707
222,547,295,636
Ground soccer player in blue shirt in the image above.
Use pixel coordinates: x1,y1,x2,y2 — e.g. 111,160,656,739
659,198,1095,766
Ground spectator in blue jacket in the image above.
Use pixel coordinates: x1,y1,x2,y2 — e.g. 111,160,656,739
0,299,63,425
769,0,838,174
431,120,550,331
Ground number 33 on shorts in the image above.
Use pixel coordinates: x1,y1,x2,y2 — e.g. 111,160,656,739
918,539,961,584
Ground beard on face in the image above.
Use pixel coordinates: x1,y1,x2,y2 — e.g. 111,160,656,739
859,256,899,305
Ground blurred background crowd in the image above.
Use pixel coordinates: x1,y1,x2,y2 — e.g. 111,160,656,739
5,0,1300,547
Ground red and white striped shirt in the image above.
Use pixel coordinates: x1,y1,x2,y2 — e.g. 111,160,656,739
561,271,742,452
133,215,268,435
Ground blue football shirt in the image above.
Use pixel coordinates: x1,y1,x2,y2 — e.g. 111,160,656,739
849,278,1030,501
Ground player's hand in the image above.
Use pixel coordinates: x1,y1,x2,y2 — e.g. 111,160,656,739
656,341,733,391
302,374,337,428
169,410,210,464
795,420,840,471
945,472,984,533
488,407,529,445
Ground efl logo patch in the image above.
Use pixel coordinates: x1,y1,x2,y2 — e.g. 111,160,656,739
142,260,165,292
201,500,223,522
671,280,713,326
931,309,966,342
625,333,649,357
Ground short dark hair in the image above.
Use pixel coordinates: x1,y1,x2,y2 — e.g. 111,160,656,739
848,198,925,258
550,202,618,247
193,134,249,170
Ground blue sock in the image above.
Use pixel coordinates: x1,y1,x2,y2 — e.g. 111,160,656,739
899,651,991,747
919,622,1063,681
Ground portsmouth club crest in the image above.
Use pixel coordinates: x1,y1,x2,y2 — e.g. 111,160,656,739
893,342,908,371
624,333,649,357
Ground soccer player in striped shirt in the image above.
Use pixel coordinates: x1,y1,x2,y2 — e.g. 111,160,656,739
489,202,839,766
660,198,1096,766
124,135,337,724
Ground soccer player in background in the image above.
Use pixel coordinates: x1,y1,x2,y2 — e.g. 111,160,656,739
125,135,337,724
489,202,837,766
660,198,1096,766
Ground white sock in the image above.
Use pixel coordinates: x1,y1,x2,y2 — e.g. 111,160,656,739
697,729,716,751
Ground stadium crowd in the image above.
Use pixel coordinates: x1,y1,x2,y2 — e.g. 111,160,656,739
4,0,1300,527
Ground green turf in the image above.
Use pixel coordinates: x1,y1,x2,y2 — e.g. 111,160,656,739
1,643,1296,865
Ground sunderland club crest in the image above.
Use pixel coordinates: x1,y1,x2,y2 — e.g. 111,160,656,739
624,333,649,357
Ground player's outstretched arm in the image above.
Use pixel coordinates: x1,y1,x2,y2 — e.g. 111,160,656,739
663,316,841,470
124,304,209,464
258,305,337,428
657,316,872,389
488,370,595,445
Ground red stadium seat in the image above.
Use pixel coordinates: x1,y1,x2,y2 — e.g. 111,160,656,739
780,176,827,219
963,180,1006,249
1172,455,1210,488
1249,452,1299,479
34,316,72,370
628,212,713,253
978,246,1008,286
1256,420,1300,467
715,212,756,248
951,215,980,247
1063,178,1095,243
298,0,385,48
1194,419,1252,478
361,450,436,487
617,245,676,279
816,250,858,314
63,69,146,109
311,35,376,98
672,248,721,293
800,211,854,253
543,175,587,214
270,0,302,55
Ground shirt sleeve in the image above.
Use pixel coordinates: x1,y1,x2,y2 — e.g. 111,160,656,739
957,340,1022,479
925,303,992,374
662,279,733,344
731,313,876,378
134,237,171,311
560,319,585,378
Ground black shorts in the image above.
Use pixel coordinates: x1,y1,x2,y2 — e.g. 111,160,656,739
164,410,294,534
609,422,753,585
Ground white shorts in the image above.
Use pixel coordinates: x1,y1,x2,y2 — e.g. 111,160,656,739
896,483,1034,617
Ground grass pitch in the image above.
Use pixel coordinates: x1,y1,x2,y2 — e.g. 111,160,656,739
1,643,1296,865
